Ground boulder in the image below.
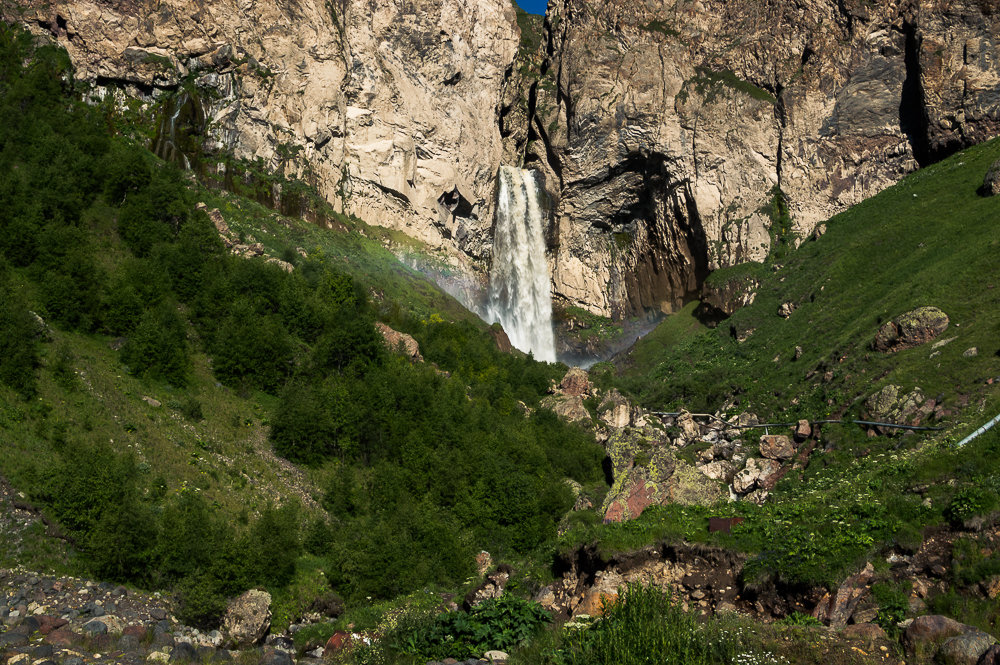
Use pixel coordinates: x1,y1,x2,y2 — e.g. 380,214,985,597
676,411,700,440
698,460,736,482
794,420,812,441
903,615,967,654
169,641,199,662
539,394,590,424
865,384,933,429
984,160,1000,196
490,324,513,354
265,257,295,273
778,302,796,318
873,307,950,352
842,622,887,646
222,589,271,648
937,629,996,665
559,367,592,397
375,322,423,362
324,631,352,656
574,589,618,618
812,562,875,628
82,618,109,635
36,616,68,635
598,389,631,429
733,457,781,494
44,628,81,647
980,645,1000,665
258,648,293,665
758,435,795,461
483,651,509,663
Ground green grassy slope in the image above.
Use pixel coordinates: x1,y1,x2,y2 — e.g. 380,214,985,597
621,139,1000,429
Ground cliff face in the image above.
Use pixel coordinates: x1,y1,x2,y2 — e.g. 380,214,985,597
516,0,1000,318
6,0,999,325
5,0,519,271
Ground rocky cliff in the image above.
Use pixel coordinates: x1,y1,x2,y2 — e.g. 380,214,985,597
5,0,999,326
3,0,519,275
513,0,1000,318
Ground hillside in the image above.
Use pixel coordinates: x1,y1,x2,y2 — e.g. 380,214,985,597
0,21,604,643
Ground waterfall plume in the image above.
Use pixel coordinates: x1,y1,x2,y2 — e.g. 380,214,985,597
487,166,556,362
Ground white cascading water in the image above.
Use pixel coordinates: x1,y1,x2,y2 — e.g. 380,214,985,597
486,166,557,362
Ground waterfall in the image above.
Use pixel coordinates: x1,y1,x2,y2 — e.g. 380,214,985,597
487,166,556,362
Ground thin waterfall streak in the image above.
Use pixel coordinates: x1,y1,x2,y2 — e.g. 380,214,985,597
487,166,556,362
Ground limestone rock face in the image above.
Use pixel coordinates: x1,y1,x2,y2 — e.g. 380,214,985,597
517,0,1000,318
6,0,519,273
10,0,1000,323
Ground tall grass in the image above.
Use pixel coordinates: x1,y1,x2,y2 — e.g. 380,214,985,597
516,584,779,665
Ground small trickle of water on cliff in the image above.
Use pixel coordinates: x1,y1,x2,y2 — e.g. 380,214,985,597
487,166,556,362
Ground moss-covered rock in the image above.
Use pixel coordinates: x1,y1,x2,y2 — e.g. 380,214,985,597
873,306,950,352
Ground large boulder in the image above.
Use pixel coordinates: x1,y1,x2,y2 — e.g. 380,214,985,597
598,389,631,429
864,384,934,429
222,589,271,648
903,615,967,654
937,629,996,665
984,160,1000,196
873,307,950,352
540,394,590,424
558,367,592,397
758,434,795,461
732,457,781,494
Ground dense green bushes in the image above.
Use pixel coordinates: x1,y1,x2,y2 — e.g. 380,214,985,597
33,440,303,627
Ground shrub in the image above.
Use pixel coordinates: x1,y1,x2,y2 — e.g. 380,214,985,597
946,486,998,526
391,594,552,660
0,289,40,397
120,300,191,386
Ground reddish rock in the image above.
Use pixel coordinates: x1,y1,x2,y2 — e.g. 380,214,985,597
604,478,656,523
122,625,149,640
45,627,81,647
759,434,795,461
574,589,618,617
794,419,811,441
490,325,512,353
324,631,352,655
558,367,592,397
37,615,68,635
